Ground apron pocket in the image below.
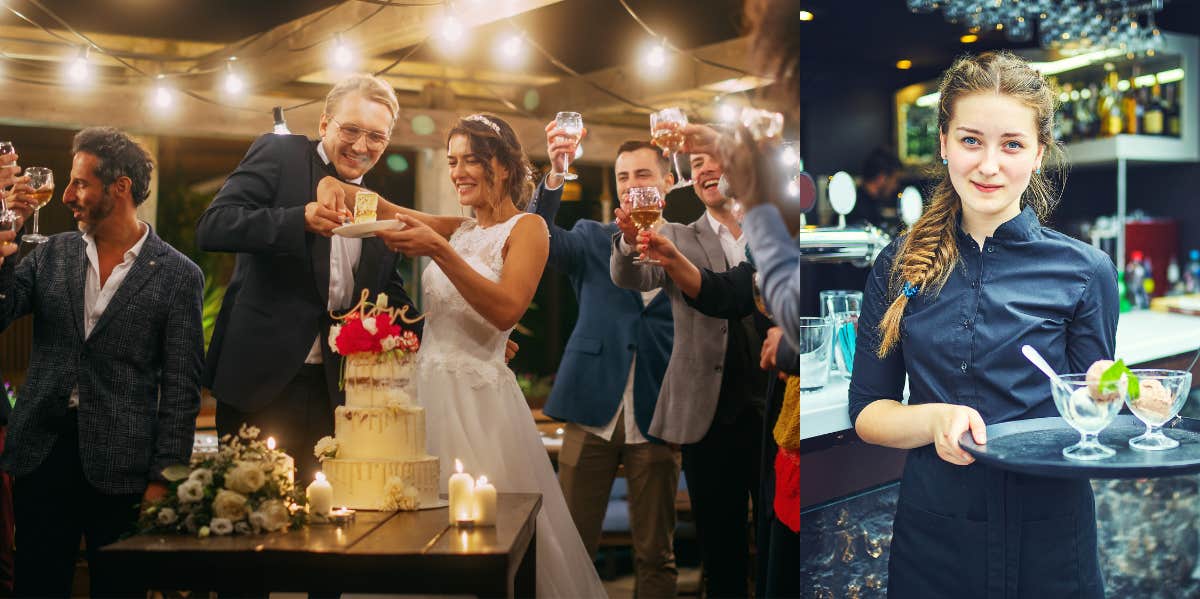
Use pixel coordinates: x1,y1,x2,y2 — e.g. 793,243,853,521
1018,513,1082,599
889,502,988,598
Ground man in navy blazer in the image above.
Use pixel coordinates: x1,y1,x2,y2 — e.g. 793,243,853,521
0,127,204,597
528,132,679,598
197,74,419,485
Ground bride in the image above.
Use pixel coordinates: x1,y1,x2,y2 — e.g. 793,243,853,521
320,114,605,598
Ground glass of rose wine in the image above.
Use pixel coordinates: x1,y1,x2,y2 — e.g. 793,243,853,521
554,111,583,181
23,167,53,244
627,186,664,265
650,107,690,186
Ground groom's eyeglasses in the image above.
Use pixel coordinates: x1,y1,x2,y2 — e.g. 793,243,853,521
330,118,391,150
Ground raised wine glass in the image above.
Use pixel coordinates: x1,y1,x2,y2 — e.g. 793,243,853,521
22,167,53,244
554,111,583,181
650,107,690,186
627,186,664,266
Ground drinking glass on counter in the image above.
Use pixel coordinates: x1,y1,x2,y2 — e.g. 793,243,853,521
798,317,833,391
1125,369,1191,451
820,290,862,378
1050,373,1126,461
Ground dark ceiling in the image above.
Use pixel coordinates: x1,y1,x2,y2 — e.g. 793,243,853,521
801,0,1200,90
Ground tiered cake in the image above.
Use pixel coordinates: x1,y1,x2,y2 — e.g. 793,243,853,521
317,292,436,511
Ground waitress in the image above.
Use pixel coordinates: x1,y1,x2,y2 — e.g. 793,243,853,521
849,51,1118,597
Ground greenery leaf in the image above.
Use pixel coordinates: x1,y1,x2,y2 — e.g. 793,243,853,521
162,464,192,482
1099,359,1140,401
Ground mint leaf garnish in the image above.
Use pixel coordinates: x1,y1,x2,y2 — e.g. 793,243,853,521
1100,359,1140,401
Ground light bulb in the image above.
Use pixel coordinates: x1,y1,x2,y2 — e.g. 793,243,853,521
154,84,173,109
441,15,464,43
645,42,666,68
717,101,739,123
225,70,244,95
500,34,522,59
68,47,89,83
333,34,352,68
780,144,800,167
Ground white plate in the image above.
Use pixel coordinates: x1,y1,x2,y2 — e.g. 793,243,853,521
333,220,407,238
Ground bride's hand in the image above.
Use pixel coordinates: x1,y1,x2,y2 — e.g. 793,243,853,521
377,213,448,258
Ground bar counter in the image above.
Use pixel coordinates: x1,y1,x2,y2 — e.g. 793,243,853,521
801,310,1200,598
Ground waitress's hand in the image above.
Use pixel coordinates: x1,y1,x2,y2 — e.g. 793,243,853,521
929,404,987,466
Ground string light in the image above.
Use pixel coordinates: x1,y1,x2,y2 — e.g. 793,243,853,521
224,58,244,95
440,14,464,44
717,99,739,123
67,45,89,84
332,33,353,68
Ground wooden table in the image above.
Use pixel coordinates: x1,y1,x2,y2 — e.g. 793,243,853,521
98,493,541,598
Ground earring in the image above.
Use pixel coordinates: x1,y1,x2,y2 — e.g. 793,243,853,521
942,158,948,165
1035,167,1042,175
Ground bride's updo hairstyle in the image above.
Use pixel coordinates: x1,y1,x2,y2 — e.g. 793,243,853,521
448,114,535,210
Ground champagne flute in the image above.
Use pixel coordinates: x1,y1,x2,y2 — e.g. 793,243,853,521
627,186,664,265
0,142,16,192
650,107,690,186
22,167,53,244
554,111,583,181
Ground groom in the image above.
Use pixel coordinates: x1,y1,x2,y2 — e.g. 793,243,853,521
197,74,420,484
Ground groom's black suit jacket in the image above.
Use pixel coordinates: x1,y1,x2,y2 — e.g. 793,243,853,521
197,134,420,412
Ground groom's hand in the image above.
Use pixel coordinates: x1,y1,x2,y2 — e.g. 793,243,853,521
505,339,519,362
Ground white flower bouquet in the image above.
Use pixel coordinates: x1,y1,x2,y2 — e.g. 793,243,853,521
138,424,306,537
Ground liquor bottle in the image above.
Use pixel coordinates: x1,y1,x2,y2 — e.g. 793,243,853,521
1186,249,1200,293
1144,77,1165,135
1164,82,1182,137
1122,72,1139,135
1098,71,1123,137
1076,84,1098,140
1056,82,1074,142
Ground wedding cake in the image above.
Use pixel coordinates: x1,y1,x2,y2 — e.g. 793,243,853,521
353,191,378,224
315,292,436,511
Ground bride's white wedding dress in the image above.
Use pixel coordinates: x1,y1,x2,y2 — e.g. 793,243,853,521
414,213,607,598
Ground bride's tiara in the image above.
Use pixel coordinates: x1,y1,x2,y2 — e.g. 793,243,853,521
464,114,502,135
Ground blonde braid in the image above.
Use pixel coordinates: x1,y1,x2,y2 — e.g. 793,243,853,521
877,179,961,357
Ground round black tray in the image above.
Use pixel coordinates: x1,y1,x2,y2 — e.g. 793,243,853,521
959,415,1200,479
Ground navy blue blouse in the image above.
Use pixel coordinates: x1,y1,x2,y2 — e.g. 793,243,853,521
848,206,1119,427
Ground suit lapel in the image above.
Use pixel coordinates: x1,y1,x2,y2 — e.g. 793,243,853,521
691,216,728,272
87,230,167,342
67,234,87,342
310,145,333,305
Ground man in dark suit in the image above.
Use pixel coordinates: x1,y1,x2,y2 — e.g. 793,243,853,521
527,135,680,598
613,150,766,598
197,74,419,485
0,127,204,598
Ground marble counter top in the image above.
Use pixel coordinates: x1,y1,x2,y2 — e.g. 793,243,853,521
801,310,1200,440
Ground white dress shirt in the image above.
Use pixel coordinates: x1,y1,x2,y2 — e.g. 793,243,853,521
704,210,747,268
305,143,364,364
579,288,659,444
68,222,151,407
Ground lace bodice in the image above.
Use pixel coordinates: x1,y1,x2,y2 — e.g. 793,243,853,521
417,214,530,385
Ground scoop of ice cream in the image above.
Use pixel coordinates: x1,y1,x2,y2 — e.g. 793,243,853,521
1085,359,1117,402
1133,378,1174,423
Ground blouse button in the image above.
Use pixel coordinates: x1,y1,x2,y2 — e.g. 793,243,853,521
971,281,978,289
960,361,968,373
963,320,972,328
987,246,996,253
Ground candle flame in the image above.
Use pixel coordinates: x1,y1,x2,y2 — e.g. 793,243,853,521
267,437,276,450
315,471,326,482
455,458,463,473
477,475,488,486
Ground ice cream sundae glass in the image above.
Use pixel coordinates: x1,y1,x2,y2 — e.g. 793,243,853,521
1125,369,1191,451
1051,365,1127,461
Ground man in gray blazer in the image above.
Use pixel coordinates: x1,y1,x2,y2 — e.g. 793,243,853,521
611,150,766,598
0,127,204,598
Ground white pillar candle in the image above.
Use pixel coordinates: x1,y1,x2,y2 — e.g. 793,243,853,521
448,459,475,525
307,471,333,517
473,475,497,526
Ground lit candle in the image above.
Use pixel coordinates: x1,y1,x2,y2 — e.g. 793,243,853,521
448,459,475,525
266,437,295,484
473,475,497,526
307,472,333,518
